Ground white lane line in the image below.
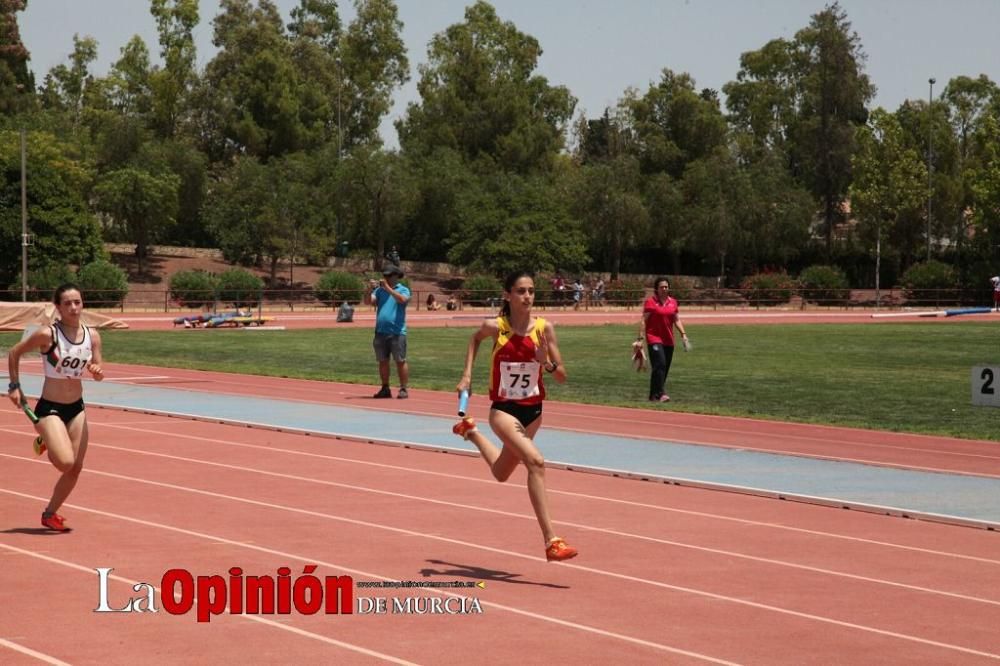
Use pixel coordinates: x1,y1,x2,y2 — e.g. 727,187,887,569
85,445,1000,604
3,482,997,661
7,422,1000,566
0,637,72,666
0,543,418,665
0,493,735,664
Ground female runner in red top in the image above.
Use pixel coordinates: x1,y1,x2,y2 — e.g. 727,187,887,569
454,271,577,561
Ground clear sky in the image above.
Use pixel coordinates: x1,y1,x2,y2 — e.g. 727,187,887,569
19,0,1000,147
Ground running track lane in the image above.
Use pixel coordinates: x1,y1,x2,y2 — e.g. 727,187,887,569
1,409,998,664
84,360,1000,477
113,309,1000,331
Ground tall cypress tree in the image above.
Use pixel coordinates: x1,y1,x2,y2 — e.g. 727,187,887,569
0,0,33,114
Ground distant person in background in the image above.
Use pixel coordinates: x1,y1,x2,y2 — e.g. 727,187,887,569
370,265,411,399
551,274,564,306
991,276,1000,312
385,245,401,267
637,276,689,403
426,293,442,311
572,278,584,310
593,277,605,306
446,294,459,311
336,300,354,322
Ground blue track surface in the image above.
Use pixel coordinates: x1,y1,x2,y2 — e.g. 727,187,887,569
17,375,1000,528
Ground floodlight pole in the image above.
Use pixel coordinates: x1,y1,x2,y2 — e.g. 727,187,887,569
926,78,935,261
21,128,27,302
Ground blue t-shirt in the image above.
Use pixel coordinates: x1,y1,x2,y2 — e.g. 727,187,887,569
374,284,410,335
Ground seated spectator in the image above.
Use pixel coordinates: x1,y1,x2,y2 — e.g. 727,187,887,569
446,295,458,311
593,277,605,306
336,301,354,323
426,293,442,311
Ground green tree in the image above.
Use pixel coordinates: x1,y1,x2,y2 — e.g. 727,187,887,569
39,34,99,124
850,108,927,284
203,155,269,265
643,170,685,275
204,151,331,280
288,0,342,51
738,140,816,271
684,152,741,280
0,0,34,115
159,139,208,247
203,0,305,159
725,3,874,256
723,38,799,158
402,146,475,261
447,172,588,277
942,75,1000,275
104,36,153,118
339,0,409,148
149,0,200,138
969,114,1000,267
258,151,333,283
92,164,180,274
789,3,874,254
0,130,104,289
334,145,418,263
894,97,960,262
86,37,155,169
629,69,728,179
397,0,575,173
571,155,647,280
287,0,342,151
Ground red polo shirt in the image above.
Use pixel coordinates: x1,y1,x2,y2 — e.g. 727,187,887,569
643,295,679,346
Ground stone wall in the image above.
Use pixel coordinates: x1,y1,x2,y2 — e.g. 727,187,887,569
106,243,224,260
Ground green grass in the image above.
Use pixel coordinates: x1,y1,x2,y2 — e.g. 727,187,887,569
3,323,998,440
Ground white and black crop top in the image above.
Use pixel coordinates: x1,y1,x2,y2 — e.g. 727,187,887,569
42,323,93,380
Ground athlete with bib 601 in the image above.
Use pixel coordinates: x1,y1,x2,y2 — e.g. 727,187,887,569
7,284,104,532
453,271,577,561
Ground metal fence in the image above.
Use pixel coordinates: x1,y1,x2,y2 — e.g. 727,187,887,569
2,287,995,313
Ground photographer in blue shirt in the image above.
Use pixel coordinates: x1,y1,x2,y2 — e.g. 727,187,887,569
370,265,411,399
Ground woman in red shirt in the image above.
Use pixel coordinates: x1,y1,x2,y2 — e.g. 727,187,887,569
453,271,577,562
638,277,689,403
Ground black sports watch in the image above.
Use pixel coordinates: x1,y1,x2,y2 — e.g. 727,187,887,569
8,381,20,391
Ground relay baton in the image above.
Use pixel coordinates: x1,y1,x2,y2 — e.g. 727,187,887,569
457,389,470,417
20,398,39,424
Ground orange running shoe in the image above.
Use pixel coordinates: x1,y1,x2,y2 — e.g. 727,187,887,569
32,435,46,456
452,417,477,440
545,537,578,562
41,512,71,532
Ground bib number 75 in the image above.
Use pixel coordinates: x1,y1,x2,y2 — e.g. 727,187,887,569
499,361,540,400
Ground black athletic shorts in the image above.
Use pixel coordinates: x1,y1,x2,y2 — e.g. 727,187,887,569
490,401,543,428
35,398,85,425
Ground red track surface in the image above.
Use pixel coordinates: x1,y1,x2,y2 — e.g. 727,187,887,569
113,308,1000,330
3,359,999,663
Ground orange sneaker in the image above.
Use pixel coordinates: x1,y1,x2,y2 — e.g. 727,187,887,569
32,435,46,456
41,512,71,532
452,417,477,440
545,537,577,562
